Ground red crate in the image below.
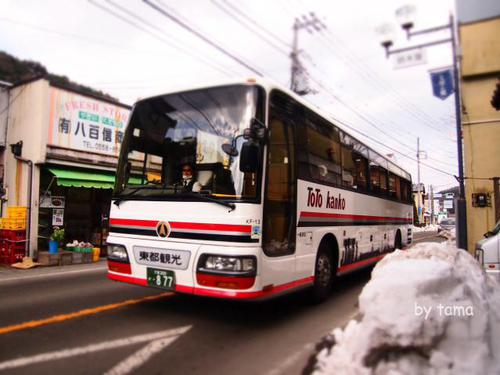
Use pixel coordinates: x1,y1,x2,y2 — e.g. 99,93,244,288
1,230,26,241
0,239,26,264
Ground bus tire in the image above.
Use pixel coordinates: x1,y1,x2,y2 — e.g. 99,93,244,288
395,230,402,250
310,245,334,303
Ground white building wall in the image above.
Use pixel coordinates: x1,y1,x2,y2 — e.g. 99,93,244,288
4,79,50,256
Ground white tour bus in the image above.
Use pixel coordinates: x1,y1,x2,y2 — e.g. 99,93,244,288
107,79,413,301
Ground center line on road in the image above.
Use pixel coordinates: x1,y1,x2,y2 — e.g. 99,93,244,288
0,292,173,336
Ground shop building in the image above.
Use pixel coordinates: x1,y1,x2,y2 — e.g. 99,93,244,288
2,77,130,258
457,6,500,251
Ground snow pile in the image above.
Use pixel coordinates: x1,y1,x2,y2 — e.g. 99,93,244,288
312,242,500,375
439,227,456,241
412,224,439,233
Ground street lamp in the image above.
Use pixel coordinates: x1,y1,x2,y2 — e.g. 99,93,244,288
395,5,416,37
375,23,396,57
377,6,468,250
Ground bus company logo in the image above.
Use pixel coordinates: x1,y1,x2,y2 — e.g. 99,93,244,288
156,221,171,238
307,186,346,210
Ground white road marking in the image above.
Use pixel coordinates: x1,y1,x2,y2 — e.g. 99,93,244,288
0,326,191,371
265,343,315,375
0,265,107,283
104,335,181,375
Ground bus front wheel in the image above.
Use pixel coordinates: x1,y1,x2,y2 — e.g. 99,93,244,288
310,247,334,303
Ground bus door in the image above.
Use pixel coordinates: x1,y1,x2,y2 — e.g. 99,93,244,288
262,93,297,283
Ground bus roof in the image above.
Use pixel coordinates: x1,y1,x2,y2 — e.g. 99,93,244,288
137,77,412,181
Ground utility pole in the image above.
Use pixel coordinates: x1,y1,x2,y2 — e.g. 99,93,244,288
290,13,325,95
417,137,421,224
430,184,434,224
416,137,427,225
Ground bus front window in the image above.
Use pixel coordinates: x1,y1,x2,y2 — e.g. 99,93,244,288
114,85,264,202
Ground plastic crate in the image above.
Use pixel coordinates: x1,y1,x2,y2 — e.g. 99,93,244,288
1,230,26,241
2,218,26,230
0,240,25,264
7,207,27,219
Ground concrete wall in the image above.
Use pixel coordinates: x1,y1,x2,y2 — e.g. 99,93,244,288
461,18,500,78
460,18,500,252
4,79,50,256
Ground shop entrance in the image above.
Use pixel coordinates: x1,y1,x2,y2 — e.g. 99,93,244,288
38,168,112,252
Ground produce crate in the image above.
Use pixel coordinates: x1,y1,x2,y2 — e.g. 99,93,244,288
71,252,83,264
37,251,60,266
82,252,93,264
59,251,73,266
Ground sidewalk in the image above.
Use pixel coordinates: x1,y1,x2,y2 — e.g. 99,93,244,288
0,259,108,281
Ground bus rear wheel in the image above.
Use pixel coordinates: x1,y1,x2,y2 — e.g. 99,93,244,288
395,230,402,250
310,248,334,303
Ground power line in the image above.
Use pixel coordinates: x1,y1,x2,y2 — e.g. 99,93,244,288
88,0,236,78
210,0,289,56
94,0,452,178
286,1,456,138
216,3,455,149
142,0,264,77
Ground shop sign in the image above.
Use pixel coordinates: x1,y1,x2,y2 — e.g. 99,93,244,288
48,87,130,156
444,200,454,209
40,195,65,209
52,209,64,226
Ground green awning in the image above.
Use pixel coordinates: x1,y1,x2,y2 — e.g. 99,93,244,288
48,168,141,189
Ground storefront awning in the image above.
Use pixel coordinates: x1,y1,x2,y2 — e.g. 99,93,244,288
48,168,140,189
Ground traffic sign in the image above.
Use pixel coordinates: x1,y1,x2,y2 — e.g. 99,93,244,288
430,68,454,100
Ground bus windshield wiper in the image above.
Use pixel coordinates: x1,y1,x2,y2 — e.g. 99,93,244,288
184,192,236,212
113,184,164,207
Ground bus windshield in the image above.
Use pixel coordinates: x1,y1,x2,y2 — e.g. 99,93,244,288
114,85,264,202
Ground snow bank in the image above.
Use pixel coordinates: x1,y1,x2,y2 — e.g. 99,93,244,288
412,224,439,233
311,242,500,375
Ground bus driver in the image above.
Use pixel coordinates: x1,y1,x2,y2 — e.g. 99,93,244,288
180,164,202,193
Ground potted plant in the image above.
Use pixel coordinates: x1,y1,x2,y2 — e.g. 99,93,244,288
49,227,65,254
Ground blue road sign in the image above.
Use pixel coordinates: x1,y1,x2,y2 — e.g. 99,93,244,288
430,69,454,100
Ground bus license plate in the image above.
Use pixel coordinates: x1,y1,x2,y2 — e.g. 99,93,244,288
147,268,175,290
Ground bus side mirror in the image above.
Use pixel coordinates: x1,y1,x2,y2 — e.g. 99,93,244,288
240,141,260,173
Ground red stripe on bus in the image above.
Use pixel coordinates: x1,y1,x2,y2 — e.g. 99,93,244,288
300,212,411,222
110,218,157,227
108,272,314,300
337,255,385,274
170,222,251,233
110,218,251,233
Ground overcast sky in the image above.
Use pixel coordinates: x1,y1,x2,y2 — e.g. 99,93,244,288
0,0,460,190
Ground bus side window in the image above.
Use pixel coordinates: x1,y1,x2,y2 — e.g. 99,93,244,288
353,153,368,191
379,167,388,196
400,179,409,203
341,145,355,188
370,163,380,194
304,112,342,186
389,173,401,200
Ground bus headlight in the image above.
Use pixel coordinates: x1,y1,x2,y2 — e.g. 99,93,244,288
196,254,257,290
107,244,129,263
197,254,256,275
